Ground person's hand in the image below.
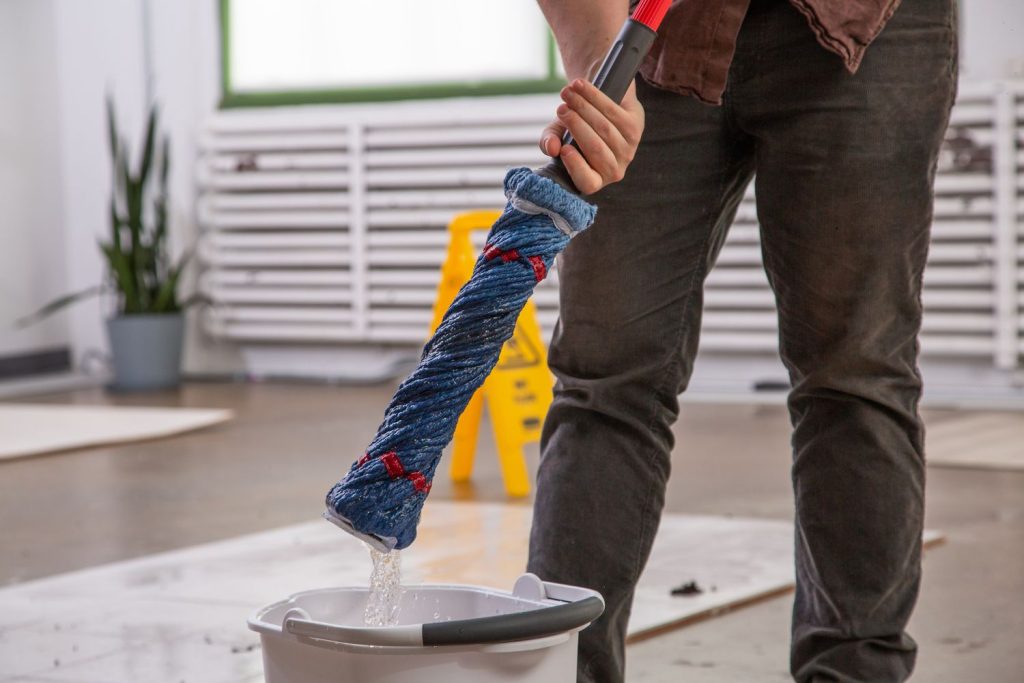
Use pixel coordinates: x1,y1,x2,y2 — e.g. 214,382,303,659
539,78,644,195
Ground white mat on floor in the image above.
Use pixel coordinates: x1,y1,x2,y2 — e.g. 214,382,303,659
926,413,1024,471
0,404,233,461
0,502,942,683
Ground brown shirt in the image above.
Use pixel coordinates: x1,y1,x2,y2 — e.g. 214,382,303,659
635,0,903,104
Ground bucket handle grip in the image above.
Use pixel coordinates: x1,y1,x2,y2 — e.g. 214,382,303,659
284,576,605,648
420,594,604,647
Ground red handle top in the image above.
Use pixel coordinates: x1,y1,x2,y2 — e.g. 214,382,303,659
631,0,672,31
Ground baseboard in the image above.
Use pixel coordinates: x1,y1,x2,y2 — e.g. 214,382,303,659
0,348,71,381
0,372,108,400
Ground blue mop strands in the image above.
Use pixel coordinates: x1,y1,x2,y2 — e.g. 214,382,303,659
326,167,597,550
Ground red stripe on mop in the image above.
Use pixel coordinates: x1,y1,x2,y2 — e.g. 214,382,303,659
528,255,547,281
381,451,405,479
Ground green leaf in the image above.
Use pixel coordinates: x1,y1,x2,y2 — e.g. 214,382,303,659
109,195,122,251
152,248,196,313
100,97,180,316
112,145,126,214
138,104,158,189
122,173,148,309
105,94,119,162
125,174,142,228
116,149,131,220
154,137,171,267
15,286,104,327
153,197,167,249
159,136,170,191
152,266,181,312
100,240,140,313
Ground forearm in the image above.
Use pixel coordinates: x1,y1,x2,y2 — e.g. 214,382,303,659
537,0,630,81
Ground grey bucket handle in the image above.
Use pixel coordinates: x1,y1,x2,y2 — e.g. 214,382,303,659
420,595,604,646
284,575,604,648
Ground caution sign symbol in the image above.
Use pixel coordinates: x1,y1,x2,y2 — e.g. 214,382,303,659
497,327,543,370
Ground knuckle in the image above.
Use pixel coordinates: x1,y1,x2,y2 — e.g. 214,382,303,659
623,125,641,146
595,117,615,140
603,163,624,183
599,147,618,170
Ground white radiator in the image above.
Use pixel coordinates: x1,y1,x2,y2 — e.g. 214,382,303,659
197,82,1024,371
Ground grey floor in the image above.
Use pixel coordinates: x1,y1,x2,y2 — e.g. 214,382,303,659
1,382,1021,681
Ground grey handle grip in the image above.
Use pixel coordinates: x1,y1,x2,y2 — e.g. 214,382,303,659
536,18,657,193
422,595,604,646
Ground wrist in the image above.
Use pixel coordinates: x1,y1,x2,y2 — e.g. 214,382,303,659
562,53,606,82
541,1,630,83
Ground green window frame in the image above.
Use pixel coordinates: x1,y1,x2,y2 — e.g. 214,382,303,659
218,0,564,108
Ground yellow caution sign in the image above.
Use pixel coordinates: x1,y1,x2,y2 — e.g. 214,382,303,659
429,211,553,497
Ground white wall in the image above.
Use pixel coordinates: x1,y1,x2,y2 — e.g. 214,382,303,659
45,0,241,375
0,0,69,358
961,0,1024,79
145,0,245,375
49,0,148,366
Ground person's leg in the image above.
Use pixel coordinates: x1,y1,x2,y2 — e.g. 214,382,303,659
731,0,958,680
528,77,755,683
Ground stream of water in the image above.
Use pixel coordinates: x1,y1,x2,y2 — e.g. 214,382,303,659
363,546,403,626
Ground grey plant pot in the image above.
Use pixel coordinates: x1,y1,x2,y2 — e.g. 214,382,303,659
106,313,184,392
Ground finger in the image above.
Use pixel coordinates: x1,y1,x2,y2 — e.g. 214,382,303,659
539,121,566,157
557,103,620,180
571,79,643,146
561,85,631,161
559,144,604,195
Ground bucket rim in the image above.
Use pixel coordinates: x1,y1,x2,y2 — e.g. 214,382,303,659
248,581,558,631
247,574,604,650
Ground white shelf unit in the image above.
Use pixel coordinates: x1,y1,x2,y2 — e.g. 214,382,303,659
197,82,1024,372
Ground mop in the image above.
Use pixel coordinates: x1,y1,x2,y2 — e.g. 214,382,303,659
325,0,673,552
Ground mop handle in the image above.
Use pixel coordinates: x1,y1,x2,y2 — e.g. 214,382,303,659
536,0,672,193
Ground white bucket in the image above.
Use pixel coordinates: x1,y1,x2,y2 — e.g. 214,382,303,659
248,573,604,683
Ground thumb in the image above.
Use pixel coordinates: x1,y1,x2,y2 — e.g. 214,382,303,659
539,121,566,158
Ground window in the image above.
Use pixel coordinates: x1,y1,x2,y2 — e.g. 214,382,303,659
220,0,563,107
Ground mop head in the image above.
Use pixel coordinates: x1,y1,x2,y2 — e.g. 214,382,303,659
325,167,597,551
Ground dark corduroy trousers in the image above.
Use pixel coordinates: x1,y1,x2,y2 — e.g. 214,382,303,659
527,0,958,681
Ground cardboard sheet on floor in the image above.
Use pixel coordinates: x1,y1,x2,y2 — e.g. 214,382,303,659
925,412,1024,471
0,404,233,461
0,502,943,682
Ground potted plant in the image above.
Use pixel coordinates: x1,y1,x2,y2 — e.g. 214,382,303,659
21,98,201,391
